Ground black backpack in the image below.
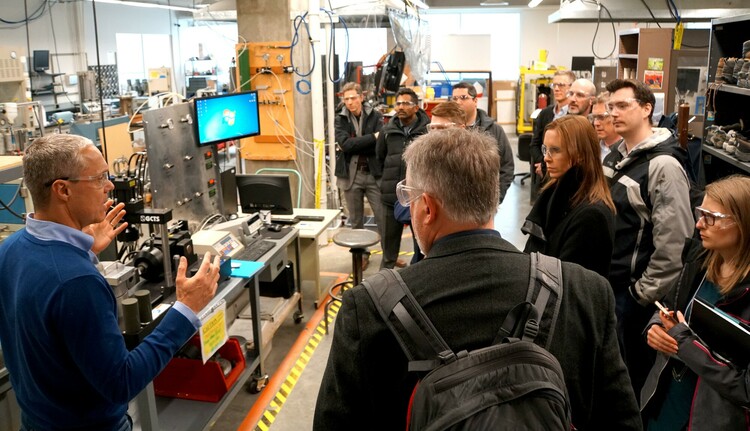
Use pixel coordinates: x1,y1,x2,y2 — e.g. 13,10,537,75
363,252,572,431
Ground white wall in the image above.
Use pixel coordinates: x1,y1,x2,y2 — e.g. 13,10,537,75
519,7,637,71
0,2,85,71
0,2,182,86
80,3,178,64
430,34,492,71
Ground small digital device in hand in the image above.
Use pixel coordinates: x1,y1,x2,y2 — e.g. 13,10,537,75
655,301,677,322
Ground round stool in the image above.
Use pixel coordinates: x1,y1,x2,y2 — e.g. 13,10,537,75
324,229,381,334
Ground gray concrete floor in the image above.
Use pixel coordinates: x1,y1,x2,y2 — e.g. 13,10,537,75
208,135,534,431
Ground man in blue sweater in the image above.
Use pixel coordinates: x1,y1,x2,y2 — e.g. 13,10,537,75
0,134,220,431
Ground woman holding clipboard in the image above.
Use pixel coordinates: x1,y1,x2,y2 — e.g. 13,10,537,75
641,175,750,431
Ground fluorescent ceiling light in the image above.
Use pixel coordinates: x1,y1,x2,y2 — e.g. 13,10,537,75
87,0,204,13
528,0,543,7
480,1,509,5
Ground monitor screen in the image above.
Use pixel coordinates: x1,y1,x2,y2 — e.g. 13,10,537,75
33,50,50,72
236,174,294,216
571,56,595,72
193,90,261,146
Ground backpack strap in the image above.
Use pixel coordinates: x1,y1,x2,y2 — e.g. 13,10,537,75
530,252,563,348
495,252,563,349
363,269,455,372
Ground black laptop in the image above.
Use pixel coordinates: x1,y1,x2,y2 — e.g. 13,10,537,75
689,297,750,367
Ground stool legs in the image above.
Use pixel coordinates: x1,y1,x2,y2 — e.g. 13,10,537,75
351,248,365,286
324,247,366,334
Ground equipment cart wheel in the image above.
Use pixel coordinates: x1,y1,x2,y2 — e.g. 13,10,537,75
293,311,304,323
247,374,269,394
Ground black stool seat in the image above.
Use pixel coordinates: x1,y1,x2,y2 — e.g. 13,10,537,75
332,229,380,249
325,229,381,334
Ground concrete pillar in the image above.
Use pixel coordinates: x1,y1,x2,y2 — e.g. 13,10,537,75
236,0,316,208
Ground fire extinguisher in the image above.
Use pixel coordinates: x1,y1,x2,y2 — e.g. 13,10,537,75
537,92,548,109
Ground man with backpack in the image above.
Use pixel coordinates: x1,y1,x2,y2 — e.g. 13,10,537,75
602,79,694,398
314,128,641,430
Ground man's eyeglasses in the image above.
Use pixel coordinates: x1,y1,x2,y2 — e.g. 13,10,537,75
695,207,736,228
588,112,611,123
44,171,111,188
396,179,424,207
565,91,591,99
451,95,474,102
427,122,456,131
395,101,416,107
541,145,563,158
607,98,641,113
551,82,570,89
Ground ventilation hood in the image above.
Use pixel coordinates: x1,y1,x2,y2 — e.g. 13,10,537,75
548,0,750,23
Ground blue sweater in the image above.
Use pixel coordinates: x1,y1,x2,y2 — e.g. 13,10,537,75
0,229,197,430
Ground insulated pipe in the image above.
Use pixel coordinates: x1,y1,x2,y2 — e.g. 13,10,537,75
307,0,326,209
324,18,338,208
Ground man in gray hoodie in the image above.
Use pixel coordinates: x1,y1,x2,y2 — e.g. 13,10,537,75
602,79,694,397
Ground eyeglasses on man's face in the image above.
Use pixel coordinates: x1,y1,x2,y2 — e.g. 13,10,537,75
427,122,456,131
395,100,416,107
551,82,570,90
565,91,591,99
588,112,611,123
396,179,424,207
541,145,563,158
451,94,474,102
695,206,736,228
607,98,641,113
45,171,111,188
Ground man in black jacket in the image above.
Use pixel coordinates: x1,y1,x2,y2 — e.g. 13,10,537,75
334,82,384,267
530,70,575,178
376,87,430,269
451,82,514,202
315,128,642,431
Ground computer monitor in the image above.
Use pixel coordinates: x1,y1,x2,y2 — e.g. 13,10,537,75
33,50,50,72
236,174,294,216
193,90,261,147
571,56,595,73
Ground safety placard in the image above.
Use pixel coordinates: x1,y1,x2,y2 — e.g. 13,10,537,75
199,300,228,364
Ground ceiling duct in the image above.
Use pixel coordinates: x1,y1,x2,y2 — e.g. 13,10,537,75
192,0,236,21
548,0,750,23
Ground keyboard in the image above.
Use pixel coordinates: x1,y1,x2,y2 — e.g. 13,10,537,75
231,238,276,262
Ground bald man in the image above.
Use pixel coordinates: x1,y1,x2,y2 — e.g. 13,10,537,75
566,78,597,117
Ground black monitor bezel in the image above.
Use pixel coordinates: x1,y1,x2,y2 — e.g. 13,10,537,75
192,90,261,147
33,50,50,72
236,174,294,216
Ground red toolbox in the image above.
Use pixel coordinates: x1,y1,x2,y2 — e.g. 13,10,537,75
153,336,246,402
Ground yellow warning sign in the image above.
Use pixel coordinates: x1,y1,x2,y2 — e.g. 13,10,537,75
200,301,228,363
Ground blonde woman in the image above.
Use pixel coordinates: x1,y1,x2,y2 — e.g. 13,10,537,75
642,175,750,431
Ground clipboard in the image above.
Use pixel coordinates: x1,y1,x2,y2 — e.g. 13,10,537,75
689,297,750,366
